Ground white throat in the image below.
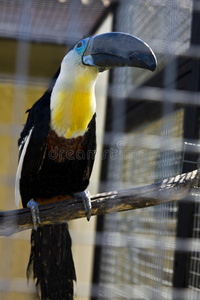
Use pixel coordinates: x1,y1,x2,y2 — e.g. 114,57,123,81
50,50,98,139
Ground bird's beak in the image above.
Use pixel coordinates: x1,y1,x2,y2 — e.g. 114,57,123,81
82,32,157,72
82,32,156,71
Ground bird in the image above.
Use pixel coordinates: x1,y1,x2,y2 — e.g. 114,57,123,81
15,32,156,299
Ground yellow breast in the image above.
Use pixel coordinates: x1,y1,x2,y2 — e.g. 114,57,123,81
51,73,96,138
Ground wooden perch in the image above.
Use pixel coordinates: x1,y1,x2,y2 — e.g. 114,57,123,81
0,169,198,236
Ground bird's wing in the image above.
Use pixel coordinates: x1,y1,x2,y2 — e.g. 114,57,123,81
15,94,50,207
82,113,96,181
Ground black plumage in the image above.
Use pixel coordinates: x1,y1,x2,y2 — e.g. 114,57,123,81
19,73,96,207
27,224,76,300
19,96,96,206
16,32,157,300
18,71,96,299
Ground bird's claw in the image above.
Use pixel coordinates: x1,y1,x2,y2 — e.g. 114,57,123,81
27,199,41,230
73,190,92,221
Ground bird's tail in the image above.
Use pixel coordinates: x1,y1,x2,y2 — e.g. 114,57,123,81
27,223,76,300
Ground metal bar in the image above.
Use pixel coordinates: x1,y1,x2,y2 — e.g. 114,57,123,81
91,4,119,299
172,0,200,294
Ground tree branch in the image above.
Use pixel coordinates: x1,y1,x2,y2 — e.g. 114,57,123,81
0,170,198,236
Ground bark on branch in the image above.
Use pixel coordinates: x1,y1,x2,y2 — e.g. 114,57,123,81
0,169,198,236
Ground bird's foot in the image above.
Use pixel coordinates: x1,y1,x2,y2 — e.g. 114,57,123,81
27,199,41,231
73,190,92,221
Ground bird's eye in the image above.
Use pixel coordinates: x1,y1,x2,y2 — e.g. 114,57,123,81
76,41,83,49
74,38,89,54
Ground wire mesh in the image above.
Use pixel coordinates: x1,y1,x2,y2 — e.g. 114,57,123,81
0,1,112,299
95,1,200,300
0,0,200,300
0,0,109,45
98,109,183,299
113,0,193,86
188,198,200,299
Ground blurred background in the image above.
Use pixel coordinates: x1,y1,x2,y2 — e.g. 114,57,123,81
0,0,200,299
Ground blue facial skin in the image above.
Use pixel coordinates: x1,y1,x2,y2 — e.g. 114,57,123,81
76,38,105,72
74,38,96,68
75,38,98,69
74,38,90,55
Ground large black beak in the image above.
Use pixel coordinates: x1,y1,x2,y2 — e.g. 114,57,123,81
82,32,157,72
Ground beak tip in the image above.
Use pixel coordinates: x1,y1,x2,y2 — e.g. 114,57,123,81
150,61,157,72
148,52,157,72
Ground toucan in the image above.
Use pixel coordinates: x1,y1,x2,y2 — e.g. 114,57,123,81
15,32,156,299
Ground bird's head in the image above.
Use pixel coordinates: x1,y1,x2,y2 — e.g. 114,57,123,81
61,32,157,79
51,32,157,138
57,32,157,86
